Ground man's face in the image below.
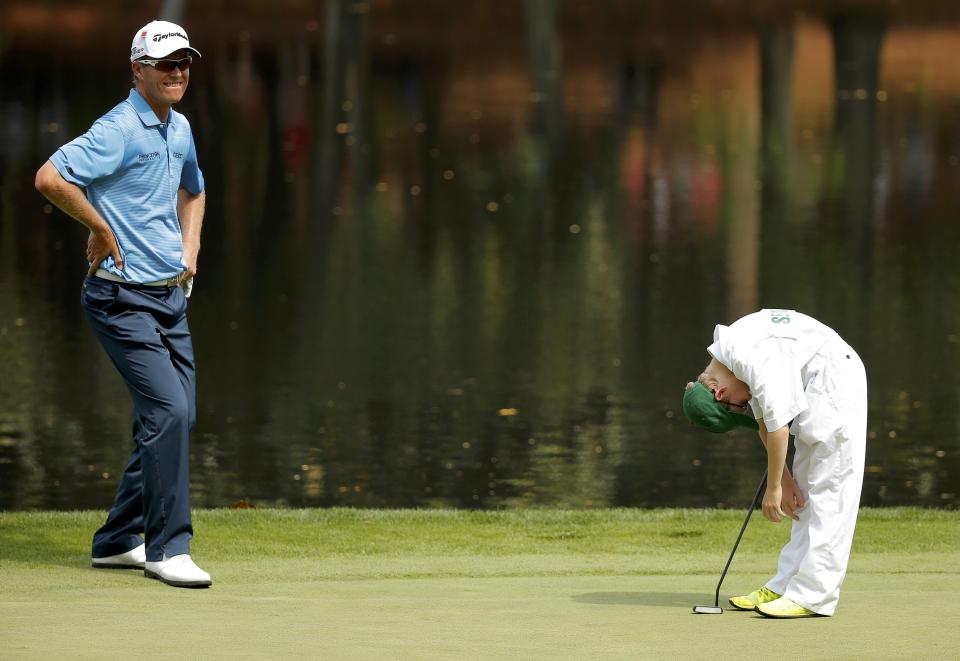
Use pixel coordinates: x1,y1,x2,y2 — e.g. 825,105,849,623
133,49,191,111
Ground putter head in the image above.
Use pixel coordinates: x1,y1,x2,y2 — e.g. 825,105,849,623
692,605,724,614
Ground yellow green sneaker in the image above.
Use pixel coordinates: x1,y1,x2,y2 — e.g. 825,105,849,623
728,587,781,611
756,596,821,618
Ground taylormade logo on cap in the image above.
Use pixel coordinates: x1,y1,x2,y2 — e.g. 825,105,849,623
130,20,202,62
153,30,188,43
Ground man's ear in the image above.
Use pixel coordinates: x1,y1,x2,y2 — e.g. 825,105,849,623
132,62,143,80
713,385,726,401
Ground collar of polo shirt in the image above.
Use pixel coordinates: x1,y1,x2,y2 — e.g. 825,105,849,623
128,88,174,128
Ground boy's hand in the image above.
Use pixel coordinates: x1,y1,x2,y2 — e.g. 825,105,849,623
780,476,806,521
762,485,786,522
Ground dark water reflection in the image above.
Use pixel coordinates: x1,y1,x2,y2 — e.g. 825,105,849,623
1,2,958,510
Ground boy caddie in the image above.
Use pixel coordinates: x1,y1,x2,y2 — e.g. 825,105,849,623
682,309,867,617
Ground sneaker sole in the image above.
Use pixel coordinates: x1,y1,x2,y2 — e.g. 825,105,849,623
92,561,145,569
144,569,212,588
756,608,822,619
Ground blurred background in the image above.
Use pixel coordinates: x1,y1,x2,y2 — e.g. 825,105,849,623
0,1,958,510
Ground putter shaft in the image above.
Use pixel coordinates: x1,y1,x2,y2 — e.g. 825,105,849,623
712,469,768,608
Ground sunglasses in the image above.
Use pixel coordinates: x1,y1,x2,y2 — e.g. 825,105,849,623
139,55,192,73
723,400,749,413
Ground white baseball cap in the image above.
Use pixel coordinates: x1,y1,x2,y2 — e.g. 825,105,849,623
130,20,202,62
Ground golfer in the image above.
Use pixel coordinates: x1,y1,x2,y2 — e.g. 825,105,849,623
34,20,210,588
682,309,866,617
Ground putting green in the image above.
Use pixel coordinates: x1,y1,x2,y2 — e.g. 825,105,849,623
1,509,957,659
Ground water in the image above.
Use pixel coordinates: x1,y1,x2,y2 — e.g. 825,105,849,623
1,3,958,510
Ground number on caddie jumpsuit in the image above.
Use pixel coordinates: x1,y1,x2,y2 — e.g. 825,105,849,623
771,310,791,324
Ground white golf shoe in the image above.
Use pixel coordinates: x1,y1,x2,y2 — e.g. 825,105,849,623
92,543,146,569
144,554,212,588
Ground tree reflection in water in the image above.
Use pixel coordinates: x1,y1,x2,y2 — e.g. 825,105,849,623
0,2,957,510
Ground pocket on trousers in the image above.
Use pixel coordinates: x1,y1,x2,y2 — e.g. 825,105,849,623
796,390,843,444
803,438,844,514
81,278,119,311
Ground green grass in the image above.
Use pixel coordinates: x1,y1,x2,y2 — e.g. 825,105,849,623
1,508,958,659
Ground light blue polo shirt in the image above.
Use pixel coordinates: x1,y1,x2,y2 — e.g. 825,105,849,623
50,88,204,283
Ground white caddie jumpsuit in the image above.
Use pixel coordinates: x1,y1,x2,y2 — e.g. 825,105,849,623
708,309,868,616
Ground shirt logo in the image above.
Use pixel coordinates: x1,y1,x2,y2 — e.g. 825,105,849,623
138,151,162,163
172,151,184,159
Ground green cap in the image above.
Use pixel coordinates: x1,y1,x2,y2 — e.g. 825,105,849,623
682,382,759,433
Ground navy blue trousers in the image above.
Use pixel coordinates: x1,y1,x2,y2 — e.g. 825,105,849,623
82,275,195,562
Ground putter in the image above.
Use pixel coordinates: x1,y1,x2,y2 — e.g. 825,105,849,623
692,469,768,614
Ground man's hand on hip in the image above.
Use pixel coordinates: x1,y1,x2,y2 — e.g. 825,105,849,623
180,250,198,281
87,228,123,274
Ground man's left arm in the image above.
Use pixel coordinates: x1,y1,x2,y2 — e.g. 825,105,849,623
178,186,205,281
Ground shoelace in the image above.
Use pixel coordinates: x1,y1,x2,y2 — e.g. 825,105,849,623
156,554,193,567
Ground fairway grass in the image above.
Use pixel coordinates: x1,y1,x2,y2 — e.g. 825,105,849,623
1,508,957,659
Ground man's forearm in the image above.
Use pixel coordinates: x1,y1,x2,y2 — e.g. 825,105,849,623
35,160,111,235
177,188,205,259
